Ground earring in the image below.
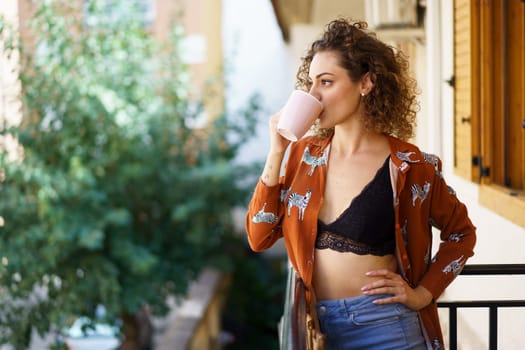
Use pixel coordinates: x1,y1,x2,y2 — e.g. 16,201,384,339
360,92,365,97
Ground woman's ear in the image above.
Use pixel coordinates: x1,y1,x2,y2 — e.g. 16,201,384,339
361,72,375,95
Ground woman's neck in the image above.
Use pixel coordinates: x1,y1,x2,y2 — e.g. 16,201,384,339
330,123,386,158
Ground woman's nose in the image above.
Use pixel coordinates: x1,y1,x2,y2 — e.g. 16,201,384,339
308,86,321,101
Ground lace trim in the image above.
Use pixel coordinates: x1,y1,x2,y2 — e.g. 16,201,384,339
315,230,395,256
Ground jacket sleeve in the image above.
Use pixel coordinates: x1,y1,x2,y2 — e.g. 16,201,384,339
419,157,477,299
245,177,285,252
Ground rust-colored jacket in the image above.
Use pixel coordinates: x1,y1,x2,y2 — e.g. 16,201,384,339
245,133,476,350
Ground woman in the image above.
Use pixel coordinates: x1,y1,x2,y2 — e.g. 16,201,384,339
246,18,476,350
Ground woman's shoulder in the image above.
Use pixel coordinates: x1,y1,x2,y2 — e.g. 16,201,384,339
387,135,420,154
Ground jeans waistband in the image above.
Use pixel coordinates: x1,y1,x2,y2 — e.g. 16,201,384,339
316,294,391,312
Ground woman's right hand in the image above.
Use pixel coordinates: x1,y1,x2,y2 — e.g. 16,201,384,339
269,111,291,154
259,112,290,186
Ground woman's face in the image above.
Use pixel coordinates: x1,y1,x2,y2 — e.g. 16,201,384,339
308,50,365,129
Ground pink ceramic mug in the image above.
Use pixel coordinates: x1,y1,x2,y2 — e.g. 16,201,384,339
277,90,323,142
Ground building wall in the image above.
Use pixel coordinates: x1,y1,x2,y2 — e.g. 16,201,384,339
0,0,23,161
0,1,21,125
155,0,224,121
310,0,365,26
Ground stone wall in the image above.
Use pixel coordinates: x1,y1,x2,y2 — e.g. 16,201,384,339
155,269,231,350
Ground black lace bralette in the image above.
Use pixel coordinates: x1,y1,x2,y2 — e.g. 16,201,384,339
315,156,395,256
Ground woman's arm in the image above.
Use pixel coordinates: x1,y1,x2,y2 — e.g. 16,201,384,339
245,113,291,252
362,156,476,309
419,157,477,299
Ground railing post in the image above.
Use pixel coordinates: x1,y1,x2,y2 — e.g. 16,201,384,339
449,306,457,350
489,306,498,350
280,265,295,349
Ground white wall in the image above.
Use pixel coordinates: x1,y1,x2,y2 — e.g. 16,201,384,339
222,0,294,164
0,1,23,162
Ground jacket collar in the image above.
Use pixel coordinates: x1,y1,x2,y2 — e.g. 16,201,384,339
303,133,422,170
386,135,423,174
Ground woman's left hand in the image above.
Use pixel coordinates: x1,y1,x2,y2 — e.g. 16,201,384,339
361,269,433,311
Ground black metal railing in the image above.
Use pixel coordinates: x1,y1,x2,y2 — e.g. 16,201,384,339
279,265,296,349
438,264,525,350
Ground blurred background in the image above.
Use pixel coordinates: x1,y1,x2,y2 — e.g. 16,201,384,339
1,0,524,349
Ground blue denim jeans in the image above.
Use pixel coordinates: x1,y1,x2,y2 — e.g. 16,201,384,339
316,294,427,350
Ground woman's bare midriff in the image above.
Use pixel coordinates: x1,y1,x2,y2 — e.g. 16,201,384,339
313,248,398,301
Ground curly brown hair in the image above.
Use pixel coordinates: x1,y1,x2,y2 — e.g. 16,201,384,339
296,18,419,141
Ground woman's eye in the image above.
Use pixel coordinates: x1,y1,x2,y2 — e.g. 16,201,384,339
321,79,332,85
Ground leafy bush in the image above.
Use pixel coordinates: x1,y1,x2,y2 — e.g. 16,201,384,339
221,242,287,350
0,0,260,348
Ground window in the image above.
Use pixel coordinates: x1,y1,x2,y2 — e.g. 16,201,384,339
454,0,525,227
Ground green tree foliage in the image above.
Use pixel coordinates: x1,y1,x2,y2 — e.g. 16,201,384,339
222,246,287,350
0,0,260,347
